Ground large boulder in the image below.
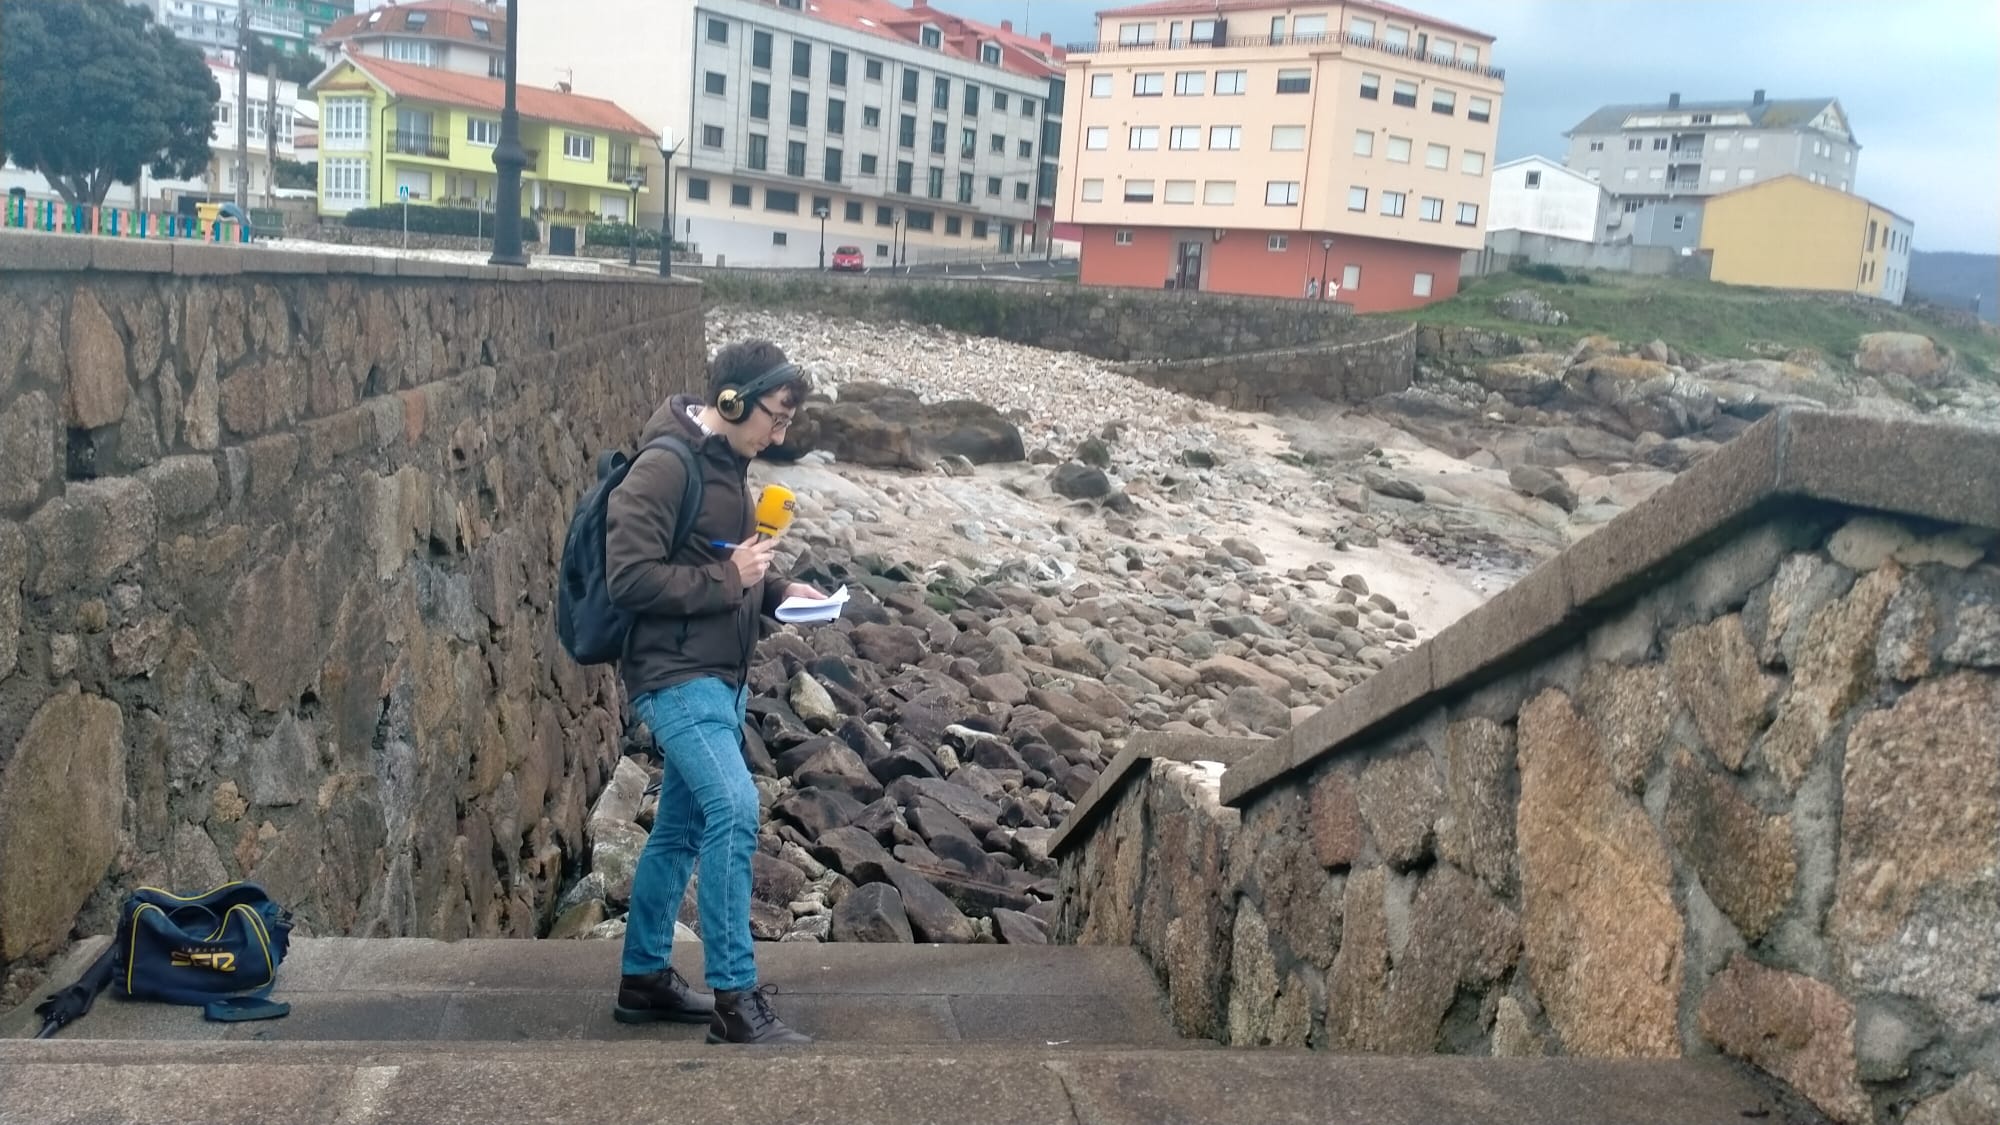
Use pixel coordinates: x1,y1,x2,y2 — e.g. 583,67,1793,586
773,383,1024,467
1491,289,1569,326
1853,332,1951,386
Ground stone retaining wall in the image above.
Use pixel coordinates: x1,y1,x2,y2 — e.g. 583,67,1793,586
1109,324,1416,409
0,233,701,992
1054,411,2000,1125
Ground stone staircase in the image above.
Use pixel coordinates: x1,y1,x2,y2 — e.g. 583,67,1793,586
1,938,1812,1125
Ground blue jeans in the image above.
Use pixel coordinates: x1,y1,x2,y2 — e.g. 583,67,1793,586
620,677,760,991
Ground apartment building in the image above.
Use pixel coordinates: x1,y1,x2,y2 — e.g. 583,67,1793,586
1485,156,1606,243
136,0,353,61
517,0,1061,268
1564,91,1859,235
1058,0,1503,311
309,55,656,219
1699,175,1912,305
319,0,506,77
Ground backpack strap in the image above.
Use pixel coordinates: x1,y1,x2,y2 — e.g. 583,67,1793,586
634,434,704,563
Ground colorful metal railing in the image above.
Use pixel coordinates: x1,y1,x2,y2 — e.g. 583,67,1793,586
1,197,252,243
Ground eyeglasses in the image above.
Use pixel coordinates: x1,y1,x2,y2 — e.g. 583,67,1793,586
755,402,794,432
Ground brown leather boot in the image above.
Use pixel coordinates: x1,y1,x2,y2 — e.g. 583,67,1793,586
613,966,715,1024
707,985,812,1045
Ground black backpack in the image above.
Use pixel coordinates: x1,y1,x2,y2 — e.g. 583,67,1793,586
556,434,703,665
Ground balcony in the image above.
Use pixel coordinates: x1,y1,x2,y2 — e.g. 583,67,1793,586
390,130,450,159
1064,29,1506,80
607,163,647,186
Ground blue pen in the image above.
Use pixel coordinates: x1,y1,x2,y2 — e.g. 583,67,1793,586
709,540,740,551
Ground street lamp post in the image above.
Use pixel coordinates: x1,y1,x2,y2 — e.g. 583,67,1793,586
814,205,829,270
891,217,901,271
658,129,683,279
488,0,528,266
1319,238,1334,302
624,170,644,268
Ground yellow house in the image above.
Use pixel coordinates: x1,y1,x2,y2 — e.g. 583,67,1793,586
309,54,658,222
1699,175,1914,304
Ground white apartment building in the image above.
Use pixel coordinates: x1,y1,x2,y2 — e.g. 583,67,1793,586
1485,156,1607,243
519,0,1057,267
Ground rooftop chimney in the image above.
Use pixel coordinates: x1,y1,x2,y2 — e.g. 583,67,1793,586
1753,88,1766,105
1040,31,1052,44
1001,19,1012,30
1668,92,1680,108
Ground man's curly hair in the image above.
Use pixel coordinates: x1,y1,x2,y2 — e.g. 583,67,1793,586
707,339,811,409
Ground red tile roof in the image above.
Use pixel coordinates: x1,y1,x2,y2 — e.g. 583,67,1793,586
1092,0,1490,43
327,54,655,139
794,0,1067,80
321,0,505,49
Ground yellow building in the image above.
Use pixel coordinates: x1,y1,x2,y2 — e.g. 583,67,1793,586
1699,175,1913,304
308,54,657,222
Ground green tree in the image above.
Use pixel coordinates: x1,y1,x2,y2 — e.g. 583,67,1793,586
0,0,219,206
242,36,324,88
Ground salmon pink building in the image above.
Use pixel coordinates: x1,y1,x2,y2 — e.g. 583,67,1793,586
1057,0,1505,311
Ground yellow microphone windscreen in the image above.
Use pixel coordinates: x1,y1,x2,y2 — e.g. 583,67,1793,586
755,484,797,538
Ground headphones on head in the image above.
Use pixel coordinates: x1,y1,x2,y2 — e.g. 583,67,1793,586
715,361,799,423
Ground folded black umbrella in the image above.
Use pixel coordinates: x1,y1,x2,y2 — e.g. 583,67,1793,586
33,940,117,1039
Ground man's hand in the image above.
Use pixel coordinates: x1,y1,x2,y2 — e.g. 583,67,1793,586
782,582,827,601
727,538,779,588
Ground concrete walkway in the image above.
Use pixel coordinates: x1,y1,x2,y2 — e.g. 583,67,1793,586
0,938,1819,1125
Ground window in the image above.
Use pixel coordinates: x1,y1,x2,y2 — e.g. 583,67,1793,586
1347,186,1367,211
902,69,918,103
323,156,367,207
1294,14,1326,36
905,208,934,232
1469,96,1492,124
747,134,768,170
1214,70,1247,95
991,133,1005,154
466,117,499,146
1268,234,1288,251
563,132,595,160
1380,191,1406,217
1265,180,1301,206
984,175,1001,196
994,91,1009,112
1117,21,1156,45
1587,169,1601,181
1742,136,1761,150
1209,125,1241,150
845,200,862,222
1165,179,1196,203
787,141,807,176
828,99,845,135
1191,18,1219,43
1387,136,1411,163
1623,168,1638,182
1276,69,1311,94
706,17,728,43
899,114,916,147
965,84,980,115
981,42,1002,65
1652,137,1668,151
752,30,772,69
1458,43,1481,65
1129,126,1160,150
1115,229,1134,245
1019,138,1033,158
1170,126,1201,151
1203,180,1235,204
1460,150,1485,175
1359,73,1380,100
702,124,724,148
961,127,976,157
1709,168,1725,184
934,76,950,110
1392,80,1417,108
1523,169,1541,187
730,184,752,207
1649,167,1665,181
1090,73,1112,97
860,154,877,174
972,219,989,239
766,188,799,213
825,148,843,182
1384,26,1410,49
929,121,945,154
1022,97,1036,116
1269,16,1285,42
876,204,894,225
704,71,726,96
750,83,770,120
921,25,942,48
1134,72,1164,97
1432,37,1456,61
1081,178,1104,201
687,178,711,201
1351,16,1377,39
1738,168,1755,181
830,50,848,86
1456,202,1478,225
1353,130,1375,156
323,96,368,148
927,166,944,198
773,232,787,245
1426,143,1449,169
1342,264,1360,289
1125,179,1155,202
792,40,811,78
1627,138,1643,151
1672,214,1686,232
1420,196,1443,222
1713,136,1732,152
1085,126,1109,150
1175,71,1205,96
863,107,881,128
1432,88,1456,116
867,58,884,81
1269,125,1306,151
789,91,809,127
1413,272,1434,297
958,171,973,202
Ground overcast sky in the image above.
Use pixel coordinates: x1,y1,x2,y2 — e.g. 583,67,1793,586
955,0,2000,252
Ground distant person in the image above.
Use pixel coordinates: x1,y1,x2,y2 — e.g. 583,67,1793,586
605,339,826,1045
1305,276,1320,301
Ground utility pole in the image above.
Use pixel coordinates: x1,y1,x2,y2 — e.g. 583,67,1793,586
235,3,250,211
266,62,280,208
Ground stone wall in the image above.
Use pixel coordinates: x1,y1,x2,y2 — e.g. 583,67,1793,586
693,269,1370,363
0,234,702,993
1053,411,2000,1125
1108,324,1416,409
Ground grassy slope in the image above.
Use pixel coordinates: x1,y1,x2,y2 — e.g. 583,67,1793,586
1386,270,1998,376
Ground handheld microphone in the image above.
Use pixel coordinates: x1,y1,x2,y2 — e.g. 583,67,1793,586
755,484,797,539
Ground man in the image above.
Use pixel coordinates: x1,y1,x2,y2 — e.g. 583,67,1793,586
604,339,823,1045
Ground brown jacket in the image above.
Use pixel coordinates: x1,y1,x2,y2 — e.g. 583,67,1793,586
605,394,790,699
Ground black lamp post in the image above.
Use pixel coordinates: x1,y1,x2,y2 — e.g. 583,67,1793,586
891,215,901,270
488,0,528,266
624,170,644,267
1319,237,1334,301
814,205,829,270
659,129,682,278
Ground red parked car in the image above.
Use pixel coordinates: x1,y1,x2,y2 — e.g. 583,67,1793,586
830,245,866,272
